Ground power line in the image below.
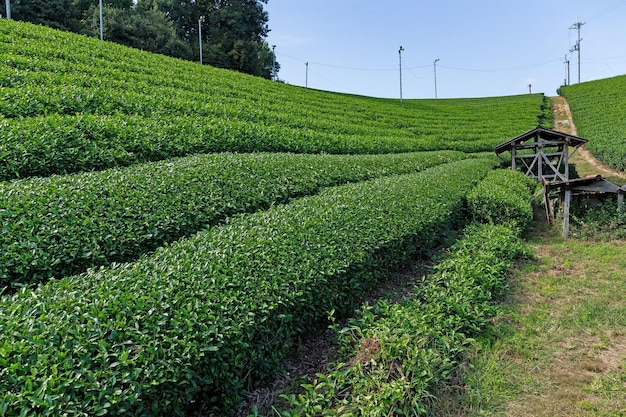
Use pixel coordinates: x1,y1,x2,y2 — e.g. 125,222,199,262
281,51,556,75
586,0,625,22
439,60,557,73
277,52,430,72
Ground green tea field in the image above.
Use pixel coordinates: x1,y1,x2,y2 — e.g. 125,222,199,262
2,18,623,416
0,20,550,179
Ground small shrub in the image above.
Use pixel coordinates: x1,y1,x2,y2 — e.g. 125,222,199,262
279,224,531,416
467,169,537,233
570,199,626,240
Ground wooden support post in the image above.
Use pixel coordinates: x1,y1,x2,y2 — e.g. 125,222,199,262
564,145,570,180
542,177,554,225
511,147,517,171
563,188,572,238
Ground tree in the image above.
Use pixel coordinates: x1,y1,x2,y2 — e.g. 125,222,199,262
104,0,132,8
10,0,84,32
208,0,270,72
7,0,279,79
82,5,192,59
144,0,277,78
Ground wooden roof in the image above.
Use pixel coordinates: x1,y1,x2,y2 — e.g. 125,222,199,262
546,175,623,194
494,126,588,155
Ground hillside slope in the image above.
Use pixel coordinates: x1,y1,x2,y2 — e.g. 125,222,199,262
0,19,549,180
552,95,625,181
559,74,626,172
0,19,556,416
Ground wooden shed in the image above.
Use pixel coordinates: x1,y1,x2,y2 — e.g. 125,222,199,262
494,126,588,182
544,175,624,237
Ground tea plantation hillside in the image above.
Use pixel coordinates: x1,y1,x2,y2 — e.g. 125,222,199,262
560,74,626,171
0,19,549,180
0,19,551,416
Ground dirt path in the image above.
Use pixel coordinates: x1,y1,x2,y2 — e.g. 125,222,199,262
551,96,626,180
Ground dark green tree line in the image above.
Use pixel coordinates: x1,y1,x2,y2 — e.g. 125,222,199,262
2,0,278,79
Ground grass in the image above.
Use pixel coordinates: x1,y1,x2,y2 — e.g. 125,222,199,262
428,217,626,416
569,200,626,241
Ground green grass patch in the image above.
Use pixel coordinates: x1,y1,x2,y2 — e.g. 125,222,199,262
438,230,626,416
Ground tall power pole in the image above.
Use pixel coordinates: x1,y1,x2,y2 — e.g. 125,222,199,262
198,16,205,65
5,0,10,19
305,62,308,88
564,54,570,86
570,19,585,84
399,46,404,104
99,0,103,40
433,58,440,99
271,45,276,80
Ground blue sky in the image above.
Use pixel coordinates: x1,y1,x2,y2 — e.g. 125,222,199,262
265,0,626,98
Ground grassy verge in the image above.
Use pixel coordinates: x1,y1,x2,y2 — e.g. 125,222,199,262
430,219,626,416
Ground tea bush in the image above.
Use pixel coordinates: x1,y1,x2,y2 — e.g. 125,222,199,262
279,166,535,416
0,150,465,292
0,20,549,179
467,168,537,233
279,224,531,416
0,158,498,415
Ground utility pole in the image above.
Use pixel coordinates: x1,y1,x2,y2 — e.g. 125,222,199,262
271,45,276,81
5,0,10,19
528,84,532,94
399,46,404,104
99,0,103,40
433,58,440,99
564,54,570,86
570,19,585,84
198,16,205,64
305,62,308,88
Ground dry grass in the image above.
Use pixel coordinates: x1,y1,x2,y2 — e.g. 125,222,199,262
494,224,626,417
